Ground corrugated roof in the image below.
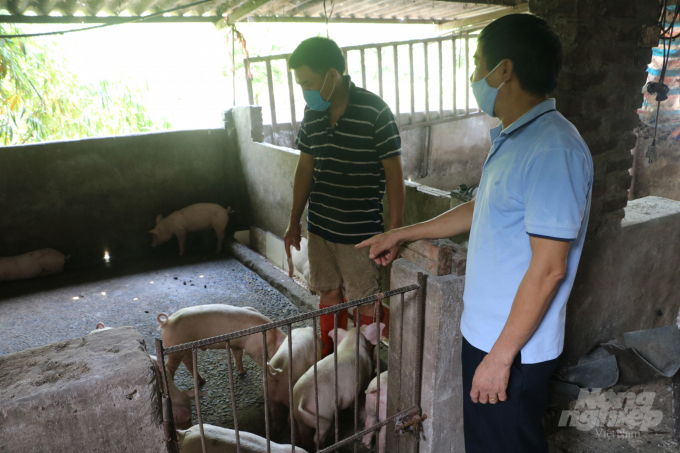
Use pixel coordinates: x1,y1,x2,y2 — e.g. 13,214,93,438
0,0,528,26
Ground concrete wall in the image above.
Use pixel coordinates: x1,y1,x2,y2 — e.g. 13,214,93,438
0,128,249,265
631,134,680,202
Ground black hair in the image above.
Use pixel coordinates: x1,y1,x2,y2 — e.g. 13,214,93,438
478,14,562,97
288,37,346,76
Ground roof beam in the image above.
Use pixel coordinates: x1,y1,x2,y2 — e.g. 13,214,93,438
0,14,222,23
430,0,525,4
227,0,275,24
242,15,443,25
435,2,529,33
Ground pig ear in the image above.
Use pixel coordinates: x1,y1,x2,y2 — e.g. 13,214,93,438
149,229,158,235
267,363,283,376
360,323,385,345
95,322,106,330
328,328,348,345
176,429,186,443
156,214,163,225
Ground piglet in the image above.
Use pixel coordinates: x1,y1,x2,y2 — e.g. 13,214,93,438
177,424,308,453
89,323,194,429
293,323,384,448
0,248,66,282
363,371,388,452
157,304,286,385
266,327,322,432
150,203,233,255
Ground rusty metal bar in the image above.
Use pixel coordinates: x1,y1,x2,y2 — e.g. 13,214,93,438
192,348,207,453
333,312,339,445
374,301,381,449
155,339,180,453
261,332,272,453
287,325,295,452
245,60,254,105
316,405,421,453
313,316,321,451
414,273,425,409
287,66,297,132
452,37,457,117
465,36,470,116
438,40,443,120
424,42,429,120
377,46,383,98
393,45,400,124
165,285,419,354
360,48,366,89
266,59,278,135
225,342,242,453
409,43,414,124
354,305,361,453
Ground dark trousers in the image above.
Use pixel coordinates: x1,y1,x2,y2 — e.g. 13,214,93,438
462,336,558,453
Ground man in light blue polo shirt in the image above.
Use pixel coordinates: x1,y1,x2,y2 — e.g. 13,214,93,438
357,14,593,453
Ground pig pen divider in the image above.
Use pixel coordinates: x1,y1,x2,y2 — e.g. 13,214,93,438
155,276,426,453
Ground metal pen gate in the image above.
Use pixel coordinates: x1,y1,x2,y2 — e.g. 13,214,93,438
155,273,427,453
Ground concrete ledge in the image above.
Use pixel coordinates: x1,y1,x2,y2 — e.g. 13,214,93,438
225,240,318,313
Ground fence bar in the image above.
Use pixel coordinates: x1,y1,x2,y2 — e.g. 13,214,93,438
155,339,180,453
377,46,383,98
313,316,321,452
287,325,295,453
424,42,429,120
374,301,382,449
165,285,420,354
342,48,348,72
465,36,470,116
287,66,297,132
360,48,367,89
192,348,207,453
316,405,421,453
266,59,278,137
414,273,425,408
261,332,272,453
354,306,361,453
409,43,415,124
393,45,400,124
334,312,339,445
452,37,457,117
245,61,254,105
438,40,443,120
225,342,242,453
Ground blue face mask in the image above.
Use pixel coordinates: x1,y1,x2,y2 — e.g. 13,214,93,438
302,72,336,111
471,60,506,117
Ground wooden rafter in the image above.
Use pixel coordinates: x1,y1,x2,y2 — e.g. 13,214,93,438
227,0,276,24
435,2,529,32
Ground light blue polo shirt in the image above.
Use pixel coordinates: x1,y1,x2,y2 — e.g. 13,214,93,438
461,99,593,364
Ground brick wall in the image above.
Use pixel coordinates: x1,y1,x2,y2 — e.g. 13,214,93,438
530,0,660,235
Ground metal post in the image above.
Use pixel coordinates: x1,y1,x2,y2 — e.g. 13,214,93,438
245,60,255,106
377,46,383,98
452,37,457,117
354,305,361,453
192,349,207,453
438,40,443,120
393,45,400,124
261,332,272,453
266,59,278,140
465,36,470,116
409,43,415,124
414,273,426,408
424,42,429,120
287,325,295,452
334,312,339,445
155,339,180,453
287,66,297,133
225,342,242,453
360,48,367,89
374,301,382,448
313,316,321,451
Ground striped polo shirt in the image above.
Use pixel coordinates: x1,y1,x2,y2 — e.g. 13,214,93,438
295,76,401,244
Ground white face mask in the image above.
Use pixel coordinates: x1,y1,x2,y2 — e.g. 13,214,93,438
471,60,507,117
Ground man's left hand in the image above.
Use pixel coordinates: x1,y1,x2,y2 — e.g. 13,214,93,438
470,353,512,404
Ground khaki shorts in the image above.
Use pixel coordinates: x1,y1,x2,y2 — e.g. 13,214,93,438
307,232,382,300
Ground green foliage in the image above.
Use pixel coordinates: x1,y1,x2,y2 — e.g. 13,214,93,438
0,24,171,146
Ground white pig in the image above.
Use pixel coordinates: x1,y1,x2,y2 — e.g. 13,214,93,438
0,248,66,282
157,304,286,385
293,323,384,447
89,323,194,429
362,371,388,452
177,424,309,453
150,203,233,255
266,327,322,432
287,237,310,285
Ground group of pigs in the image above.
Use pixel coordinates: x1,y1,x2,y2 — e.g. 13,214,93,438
94,303,388,453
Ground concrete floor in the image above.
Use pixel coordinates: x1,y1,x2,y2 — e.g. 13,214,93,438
0,251,372,452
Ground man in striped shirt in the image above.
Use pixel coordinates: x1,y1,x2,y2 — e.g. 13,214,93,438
285,37,405,357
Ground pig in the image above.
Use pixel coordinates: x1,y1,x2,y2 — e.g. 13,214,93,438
150,203,234,255
287,237,310,285
293,323,384,448
266,327,323,432
89,323,194,429
0,248,66,282
177,423,309,453
157,304,286,385
362,371,388,453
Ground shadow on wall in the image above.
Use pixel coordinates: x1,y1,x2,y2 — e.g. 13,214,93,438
0,128,250,266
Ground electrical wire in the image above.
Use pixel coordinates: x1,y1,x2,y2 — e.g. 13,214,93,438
0,0,218,39
323,0,335,38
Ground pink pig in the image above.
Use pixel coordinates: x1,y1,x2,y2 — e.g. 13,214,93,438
0,248,66,282
149,203,233,255
157,304,286,385
362,370,388,452
176,424,309,453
